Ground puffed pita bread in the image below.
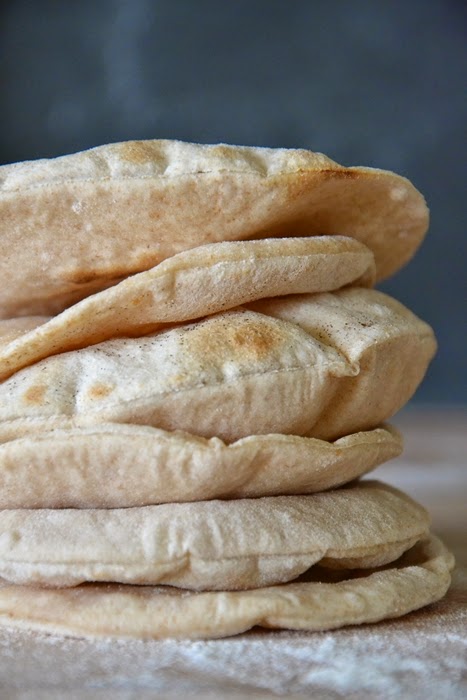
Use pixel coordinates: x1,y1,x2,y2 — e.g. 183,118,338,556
0,481,429,589
0,290,435,443
0,535,453,639
0,307,350,442
0,140,428,317
0,236,375,381
0,424,402,508
249,288,437,440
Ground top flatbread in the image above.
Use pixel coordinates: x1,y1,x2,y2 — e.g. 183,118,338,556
0,140,428,317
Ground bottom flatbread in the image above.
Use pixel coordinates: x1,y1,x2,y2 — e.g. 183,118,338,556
0,535,453,640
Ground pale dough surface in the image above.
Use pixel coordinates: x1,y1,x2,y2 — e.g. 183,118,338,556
0,535,453,640
0,481,429,589
0,424,402,509
0,409,463,699
0,139,428,317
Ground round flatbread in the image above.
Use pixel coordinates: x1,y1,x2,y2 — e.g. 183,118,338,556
0,535,453,639
0,236,375,381
0,424,402,508
0,289,436,443
0,140,428,317
0,481,430,590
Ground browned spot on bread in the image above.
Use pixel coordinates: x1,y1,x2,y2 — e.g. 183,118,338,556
229,323,281,359
23,384,47,405
131,293,149,307
87,383,114,400
209,145,239,161
118,141,158,165
189,316,288,364
320,168,361,179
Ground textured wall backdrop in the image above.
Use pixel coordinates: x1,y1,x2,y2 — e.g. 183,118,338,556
1,0,465,403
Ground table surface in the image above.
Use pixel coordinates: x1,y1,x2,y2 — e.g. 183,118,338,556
0,407,466,700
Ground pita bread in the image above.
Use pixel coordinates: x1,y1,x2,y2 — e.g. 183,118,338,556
249,288,437,440
0,481,429,589
0,535,452,639
0,423,402,508
0,140,428,317
0,290,435,443
0,236,375,382
0,307,350,441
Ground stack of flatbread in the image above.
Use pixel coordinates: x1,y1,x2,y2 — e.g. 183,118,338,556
0,140,454,639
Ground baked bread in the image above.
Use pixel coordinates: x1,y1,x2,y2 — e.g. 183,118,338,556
0,535,452,639
0,140,428,317
0,289,436,443
0,424,402,508
0,481,430,590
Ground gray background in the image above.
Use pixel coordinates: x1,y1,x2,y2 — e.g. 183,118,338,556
1,0,465,403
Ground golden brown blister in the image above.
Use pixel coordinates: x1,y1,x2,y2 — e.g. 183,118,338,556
0,140,428,317
0,236,375,381
0,423,402,508
0,481,429,590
